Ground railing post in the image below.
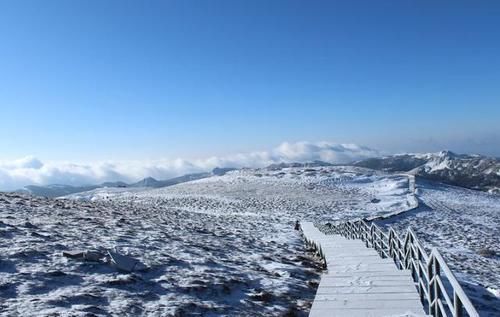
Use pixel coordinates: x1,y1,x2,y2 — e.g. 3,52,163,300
370,225,375,248
388,230,393,256
363,226,370,248
396,235,401,268
403,232,409,268
435,259,440,277
434,259,441,317
416,246,424,303
454,291,463,317
379,230,385,258
428,257,435,316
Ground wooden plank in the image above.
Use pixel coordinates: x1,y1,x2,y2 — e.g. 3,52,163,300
309,307,428,317
315,285,418,294
326,255,392,261
321,275,415,282
325,270,414,277
311,299,424,309
327,262,396,268
324,252,380,258
314,292,421,301
326,268,406,275
319,279,418,287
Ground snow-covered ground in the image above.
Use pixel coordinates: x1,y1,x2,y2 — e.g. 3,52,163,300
2,166,497,316
1,166,414,316
377,180,500,316
63,187,148,202
0,192,322,316
68,166,413,222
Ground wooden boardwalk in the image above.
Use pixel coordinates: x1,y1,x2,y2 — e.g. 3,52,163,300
301,222,428,317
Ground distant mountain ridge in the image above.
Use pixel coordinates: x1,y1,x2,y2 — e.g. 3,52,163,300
20,184,101,198
354,151,500,193
128,172,212,188
16,168,236,198
15,152,500,197
266,160,334,170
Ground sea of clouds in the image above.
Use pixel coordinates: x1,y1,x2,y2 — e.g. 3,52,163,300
0,141,379,190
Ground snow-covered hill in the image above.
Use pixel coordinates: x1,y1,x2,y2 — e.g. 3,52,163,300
70,166,414,221
18,184,105,198
16,172,212,198
355,150,500,193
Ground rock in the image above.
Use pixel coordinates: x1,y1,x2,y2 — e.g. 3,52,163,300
46,270,67,277
30,232,50,239
478,248,496,258
84,251,105,262
0,221,13,228
62,250,85,259
104,274,139,286
24,222,37,229
107,250,147,272
63,250,105,262
249,291,273,302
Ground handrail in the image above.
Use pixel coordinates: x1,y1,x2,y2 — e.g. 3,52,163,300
316,220,479,317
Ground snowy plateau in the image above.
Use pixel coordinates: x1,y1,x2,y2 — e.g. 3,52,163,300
0,165,499,316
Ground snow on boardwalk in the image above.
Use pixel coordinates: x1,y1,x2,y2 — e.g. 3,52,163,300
301,222,428,317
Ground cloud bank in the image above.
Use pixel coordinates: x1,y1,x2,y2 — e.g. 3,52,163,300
0,141,379,190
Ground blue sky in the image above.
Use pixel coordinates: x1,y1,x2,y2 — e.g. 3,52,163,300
1,0,499,162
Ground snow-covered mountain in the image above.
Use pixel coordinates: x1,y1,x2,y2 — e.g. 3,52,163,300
266,160,334,171
15,170,226,198
355,151,500,193
18,184,106,198
128,172,211,188
14,151,500,198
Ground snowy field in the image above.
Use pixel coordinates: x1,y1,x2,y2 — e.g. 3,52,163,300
0,166,413,316
69,166,413,222
0,192,321,316
377,180,500,316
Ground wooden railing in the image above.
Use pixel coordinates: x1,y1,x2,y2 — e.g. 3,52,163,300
317,220,479,317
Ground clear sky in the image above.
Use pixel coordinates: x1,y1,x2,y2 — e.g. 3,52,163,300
1,0,499,162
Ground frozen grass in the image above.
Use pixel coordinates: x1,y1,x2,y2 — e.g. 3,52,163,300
0,192,323,316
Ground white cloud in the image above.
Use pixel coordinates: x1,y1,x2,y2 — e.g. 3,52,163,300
0,141,379,190
1,156,44,169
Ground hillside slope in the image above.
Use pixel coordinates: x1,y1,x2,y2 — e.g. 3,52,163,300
355,151,500,193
